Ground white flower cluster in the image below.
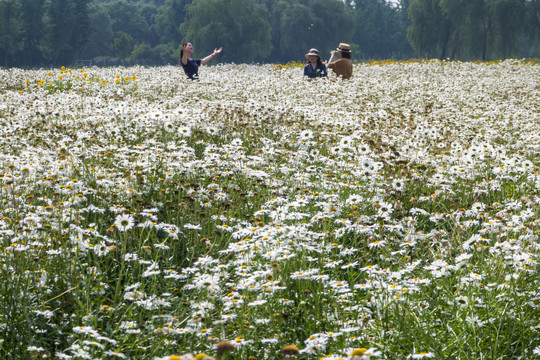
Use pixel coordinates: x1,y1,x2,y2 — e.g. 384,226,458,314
1,60,540,359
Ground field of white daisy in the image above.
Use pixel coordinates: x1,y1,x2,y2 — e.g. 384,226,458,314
1,60,540,360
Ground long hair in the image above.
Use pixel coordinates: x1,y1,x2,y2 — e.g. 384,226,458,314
306,57,323,67
180,42,189,65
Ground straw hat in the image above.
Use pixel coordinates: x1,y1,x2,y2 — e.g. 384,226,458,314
305,48,321,59
336,43,351,52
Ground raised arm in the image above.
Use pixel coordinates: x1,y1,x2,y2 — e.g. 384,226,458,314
201,47,223,65
328,50,337,65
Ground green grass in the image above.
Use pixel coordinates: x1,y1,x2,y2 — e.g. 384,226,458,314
0,61,540,359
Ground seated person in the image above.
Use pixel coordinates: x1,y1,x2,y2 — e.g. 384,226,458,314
303,48,327,78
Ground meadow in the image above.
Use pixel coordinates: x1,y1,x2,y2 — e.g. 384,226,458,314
1,60,540,360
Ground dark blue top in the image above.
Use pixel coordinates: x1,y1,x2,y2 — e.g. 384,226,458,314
181,58,202,80
304,62,328,78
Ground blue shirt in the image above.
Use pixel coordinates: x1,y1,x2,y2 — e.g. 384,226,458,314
181,58,202,80
304,62,327,78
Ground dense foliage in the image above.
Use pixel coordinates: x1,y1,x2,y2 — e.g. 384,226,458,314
2,0,539,67
1,60,540,359
407,0,531,60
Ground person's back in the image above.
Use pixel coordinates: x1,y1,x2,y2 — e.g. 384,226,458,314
328,58,352,80
327,43,353,80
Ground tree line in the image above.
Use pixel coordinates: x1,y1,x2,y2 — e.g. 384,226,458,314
408,0,540,60
1,0,539,68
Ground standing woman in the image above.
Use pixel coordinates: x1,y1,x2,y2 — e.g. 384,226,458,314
303,48,327,79
180,42,223,80
327,43,353,80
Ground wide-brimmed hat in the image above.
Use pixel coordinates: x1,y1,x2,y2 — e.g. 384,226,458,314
305,48,321,59
336,43,351,52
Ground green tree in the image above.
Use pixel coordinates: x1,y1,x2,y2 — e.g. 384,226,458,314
437,0,468,58
139,3,160,46
456,0,525,60
408,0,452,58
45,0,75,65
409,0,526,60
261,0,288,61
2,0,533,67
0,0,22,67
523,0,540,56
182,0,272,63
72,0,92,59
303,0,355,60
354,0,414,59
81,3,115,59
278,1,314,57
466,0,495,60
130,42,161,63
154,0,190,63
486,0,524,59
355,0,386,58
392,0,415,58
114,31,134,60
262,0,353,62
44,0,91,65
19,0,46,66
155,0,189,45
106,0,152,44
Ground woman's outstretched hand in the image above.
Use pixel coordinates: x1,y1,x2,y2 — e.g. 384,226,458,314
202,47,223,64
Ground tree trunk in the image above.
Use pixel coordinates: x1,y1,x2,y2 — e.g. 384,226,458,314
482,31,487,61
440,23,451,60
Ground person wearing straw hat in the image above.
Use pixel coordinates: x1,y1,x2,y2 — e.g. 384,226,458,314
328,43,353,80
303,48,327,79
